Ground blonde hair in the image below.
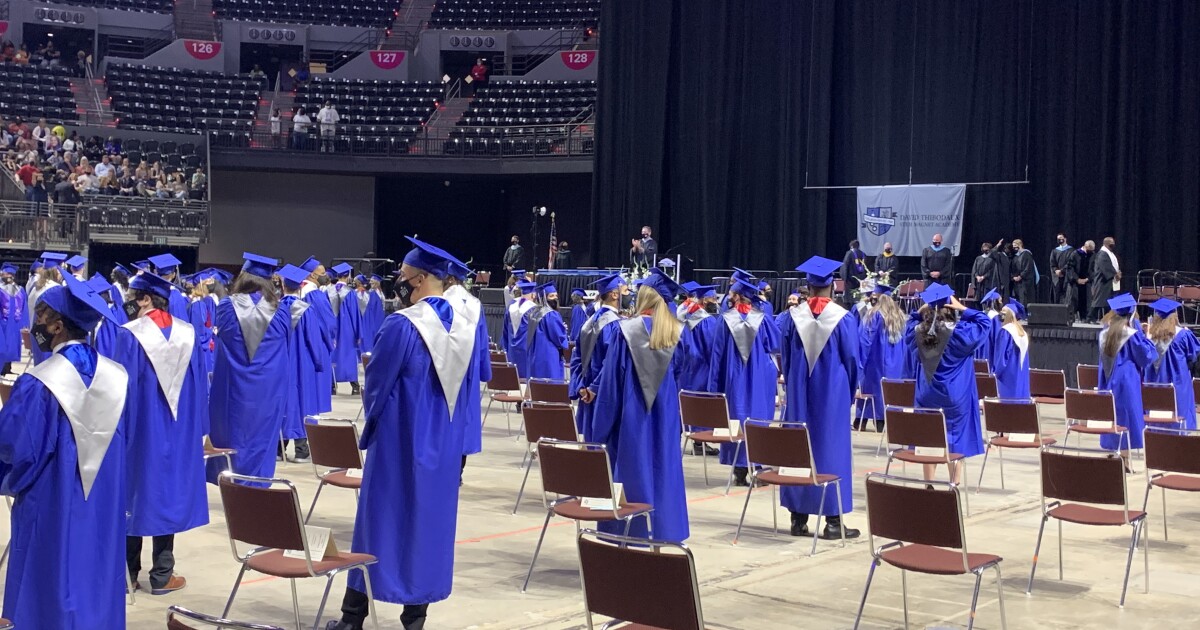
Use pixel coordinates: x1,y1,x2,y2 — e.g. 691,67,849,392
1000,306,1026,337
191,280,209,299
633,285,681,350
1147,312,1178,345
36,266,62,290
868,293,905,344
1100,310,1137,358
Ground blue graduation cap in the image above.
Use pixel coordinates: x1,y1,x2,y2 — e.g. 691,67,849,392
591,273,626,295
538,282,558,296
729,277,760,296
86,272,111,291
402,235,458,279
693,284,718,299
277,264,309,290
65,255,87,271
29,260,42,272
641,267,683,302
132,259,152,272
757,280,770,291
371,274,382,283
1149,297,1182,318
919,283,955,308
1006,298,1027,320
354,274,367,284
447,260,470,282
330,262,353,278
0,262,17,275
980,288,1000,304
873,283,894,296
731,267,755,282
129,272,174,300
570,287,587,297
149,253,182,274
680,281,701,294
40,273,118,328
241,252,278,279
112,263,131,277
795,256,840,288
1108,293,1137,316
299,256,321,273
510,269,526,278
39,252,68,269
516,280,539,293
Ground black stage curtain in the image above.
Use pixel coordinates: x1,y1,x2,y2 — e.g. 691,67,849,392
591,0,1200,277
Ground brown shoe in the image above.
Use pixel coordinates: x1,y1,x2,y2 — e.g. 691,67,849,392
151,575,187,595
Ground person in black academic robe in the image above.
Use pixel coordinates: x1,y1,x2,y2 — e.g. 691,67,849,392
1074,241,1095,321
839,240,867,300
970,242,996,302
993,241,1012,300
1089,237,1121,321
873,242,898,279
919,234,953,289
1048,234,1073,305
1009,239,1037,305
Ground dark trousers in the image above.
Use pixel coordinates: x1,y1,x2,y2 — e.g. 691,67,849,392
340,586,428,629
127,534,174,588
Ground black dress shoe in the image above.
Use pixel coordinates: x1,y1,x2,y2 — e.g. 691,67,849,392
789,512,811,537
331,383,338,396
820,521,861,540
733,467,750,487
351,382,362,396
691,442,719,456
325,622,357,630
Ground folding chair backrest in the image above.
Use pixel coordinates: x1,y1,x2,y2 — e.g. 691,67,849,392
884,407,947,450
488,362,520,391
1141,383,1176,413
303,420,363,469
1040,448,1126,506
975,373,998,399
981,399,1040,434
537,440,612,499
880,379,916,408
521,402,578,445
865,475,963,549
1077,364,1099,390
21,329,30,353
1194,378,1199,407
167,606,285,630
743,421,811,470
1030,369,1066,399
489,350,507,363
527,378,569,404
1064,388,1116,422
679,390,731,431
578,531,702,630
218,474,306,551
1144,429,1200,476
0,381,10,404
973,359,990,374
361,353,371,368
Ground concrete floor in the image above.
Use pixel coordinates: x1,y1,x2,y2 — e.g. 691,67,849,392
5,386,1199,629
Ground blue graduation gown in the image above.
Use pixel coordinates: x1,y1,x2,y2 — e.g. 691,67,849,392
348,297,470,604
989,323,1030,399
1144,328,1200,430
168,287,189,321
0,343,128,629
590,317,691,542
0,286,25,362
679,310,718,392
1096,326,1157,450
526,307,568,380
207,294,290,481
974,310,1001,361
907,309,990,458
92,318,122,360
706,309,780,466
189,296,216,377
778,300,859,515
357,290,385,354
27,282,58,366
118,314,209,536
857,311,909,420
502,298,535,378
303,286,336,413
332,286,362,383
568,303,588,342
280,296,324,440
568,305,622,439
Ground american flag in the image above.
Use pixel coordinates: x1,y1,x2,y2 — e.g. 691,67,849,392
547,213,557,269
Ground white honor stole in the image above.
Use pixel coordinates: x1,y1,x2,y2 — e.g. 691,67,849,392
27,343,128,499
1001,323,1029,366
397,299,476,418
444,285,483,328
124,315,195,420
507,299,535,336
791,301,849,375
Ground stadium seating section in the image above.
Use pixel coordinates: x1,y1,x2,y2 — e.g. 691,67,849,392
106,64,261,143
290,77,439,150
445,80,595,156
430,0,599,29
48,0,173,12
212,0,400,27
86,136,207,177
0,63,78,125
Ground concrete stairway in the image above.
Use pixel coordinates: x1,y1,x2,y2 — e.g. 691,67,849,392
380,0,435,50
69,77,116,127
410,96,470,155
175,0,218,40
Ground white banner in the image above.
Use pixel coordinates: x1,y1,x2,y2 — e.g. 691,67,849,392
856,184,966,256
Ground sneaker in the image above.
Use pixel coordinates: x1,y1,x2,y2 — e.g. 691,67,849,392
150,574,187,595
350,382,362,396
291,454,311,463
733,467,750,487
292,440,311,463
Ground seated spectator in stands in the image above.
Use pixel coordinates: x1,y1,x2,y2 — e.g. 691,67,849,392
153,174,171,199
16,159,39,187
62,130,78,153
43,133,59,154
31,118,50,150
1,123,13,150
58,151,75,174
189,167,207,199
15,135,35,155
43,40,60,66
13,45,28,65
45,150,63,171
52,172,81,206
78,170,100,194
84,135,102,155
3,150,18,172
167,172,187,200
292,107,311,149
94,155,114,180
7,118,26,139
316,101,340,153
99,174,120,196
0,41,14,62
103,136,121,155
74,156,91,177
249,63,267,89
116,157,131,179
118,172,137,196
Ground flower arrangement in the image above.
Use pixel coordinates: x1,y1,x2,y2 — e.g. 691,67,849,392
852,269,892,302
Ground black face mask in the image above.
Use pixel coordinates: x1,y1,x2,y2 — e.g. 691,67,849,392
123,299,141,320
1058,238,1066,245
395,277,417,308
620,293,635,311
546,299,559,310
31,322,54,352
884,248,892,254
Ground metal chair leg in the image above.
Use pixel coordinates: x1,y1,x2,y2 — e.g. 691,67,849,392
1161,487,1169,541
876,424,887,458
835,480,847,548
222,563,249,617
1119,520,1141,607
312,572,337,630
732,479,755,544
290,578,302,630
851,558,879,630
977,444,990,492
771,485,778,536
701,446,709,485
1057,519,1064,580
994,565,1008,630
1143,518,1150,594
901,569,910,630
723,441,743,496
811,483,828,557
521,509,554,592
305,480,327,524
1026,516,1048,594
360,567,381,630
967,571,984,630
512,455,535,514
998,445,1006,490
126,568,136,605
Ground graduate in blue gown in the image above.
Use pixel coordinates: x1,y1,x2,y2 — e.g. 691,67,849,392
118,271,208,594
905,285,991,484
187,273,217,378
525,283,568,380
440,258,492,481
570,274,627,440
148,253,192,321
64,254,88,281
706,276,780,486
678,284,720,391
856,284,909,431
278,264,325,463
502,280,538,377
299,256,336,414
587,269,691,542
1144,298,1200,430
973,289,1002,363
778,257,862,539
330,263,363,395
1097,294,1158,460
989,298,1031,399
207,253,291,481
355,274,385,354
0,274,129,629
0,263,26,372
567,288,591,342
326,237,478,630
86,274,123,359
27,252,68,365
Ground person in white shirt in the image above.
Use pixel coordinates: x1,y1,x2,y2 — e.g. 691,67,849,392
30,118,50,149
292,107,312,150
62,132,77,153
269,108,282,148
316,101,340,153
93,155,113,180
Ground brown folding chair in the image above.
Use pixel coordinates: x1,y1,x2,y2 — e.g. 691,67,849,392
975,372,998,401
526,377,570,403
1026,446,1148,607
353,353,371,421
853,474,1005,630
1142,426,1200,541
1029,368,1066,405
679,389,743,494
302,417,363,524
978,398,1055,491
0,619,9,630
1063,388,1130,455
883,406,971,513
877,378,916,457
484,362,523,433
973,358,990,375
203,445,236,473
217,472,380,630
1142,382,1183,429
1076,364,1099,390
489,350,508,364
734,420,845,555
475,270,491,287
522,439,653,592
167,606,284,630
513,402,578,514
0,381,12,405
577,529,705,630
